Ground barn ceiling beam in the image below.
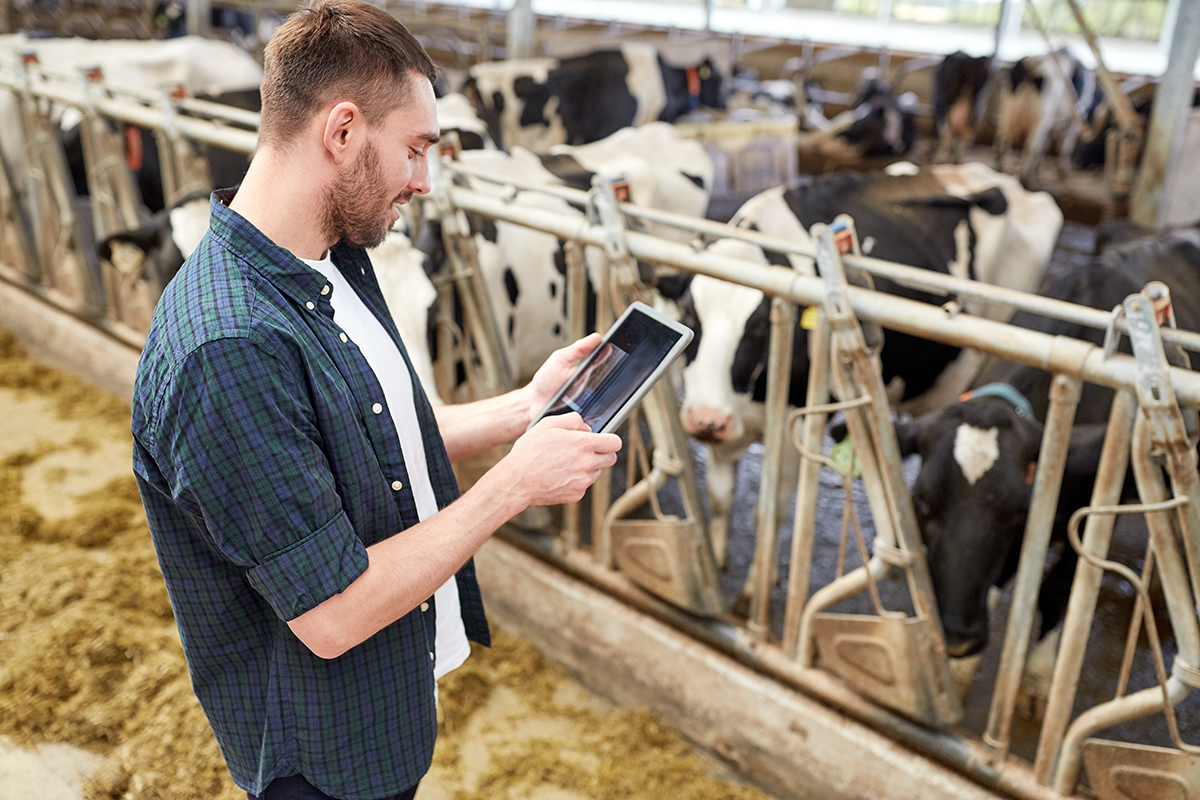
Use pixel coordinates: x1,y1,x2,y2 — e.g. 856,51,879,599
1130,0,1200,227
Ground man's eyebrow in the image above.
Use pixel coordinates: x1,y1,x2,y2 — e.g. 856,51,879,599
416,131,440,146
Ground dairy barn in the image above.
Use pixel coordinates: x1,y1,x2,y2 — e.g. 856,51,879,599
2,0,1200,796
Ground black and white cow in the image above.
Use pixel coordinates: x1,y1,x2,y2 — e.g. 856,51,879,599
840,75,918,159
994,49,1100,178
664,163,1063,567
461,43,724,153
421,123,713,384
932,51,992,164
890,226,1200,705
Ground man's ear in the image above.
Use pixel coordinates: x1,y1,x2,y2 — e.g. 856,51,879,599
323,101,363,164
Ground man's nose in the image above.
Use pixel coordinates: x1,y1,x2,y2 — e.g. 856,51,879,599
409,157,431,195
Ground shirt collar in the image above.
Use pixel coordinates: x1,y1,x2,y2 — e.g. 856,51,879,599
208,188,373,309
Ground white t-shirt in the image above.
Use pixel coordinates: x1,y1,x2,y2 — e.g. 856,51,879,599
300,252,471,683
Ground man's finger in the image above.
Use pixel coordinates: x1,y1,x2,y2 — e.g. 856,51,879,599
536,412,590,432
591,432,623,453
559,333,601,362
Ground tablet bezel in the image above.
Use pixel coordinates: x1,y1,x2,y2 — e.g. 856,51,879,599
527,300,694,435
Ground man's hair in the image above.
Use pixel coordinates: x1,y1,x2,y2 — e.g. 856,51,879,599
259,0,436,148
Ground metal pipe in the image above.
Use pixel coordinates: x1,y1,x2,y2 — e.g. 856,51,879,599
498,529,1067,800
1032,389,1136,784
798,557,892,667
748,298,795,636
447,183,1200,408
440,168,1200,356
782,308,832,657
983,373,1082,764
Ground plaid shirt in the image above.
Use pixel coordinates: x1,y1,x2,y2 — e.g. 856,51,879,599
131,189,489,800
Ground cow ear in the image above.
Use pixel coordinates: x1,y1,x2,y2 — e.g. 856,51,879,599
967,187,1008,216
655,272,693,300
894,418,921,457
512,76,536,100
462,77,481,108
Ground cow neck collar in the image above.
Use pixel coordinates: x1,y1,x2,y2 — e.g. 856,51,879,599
961,382,1035,421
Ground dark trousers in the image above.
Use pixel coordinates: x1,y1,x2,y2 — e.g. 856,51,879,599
248,774,419,800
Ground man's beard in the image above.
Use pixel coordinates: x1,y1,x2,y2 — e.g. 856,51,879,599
321,141,409,250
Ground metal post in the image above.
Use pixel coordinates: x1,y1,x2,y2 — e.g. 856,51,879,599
1032,388,1135,784
1130,0,1200,226
591,247,614,567
982,372,1082,764
748,298,796,637
505,0,535,60
560,240,587,553
186,0,210,37
1052,418,1200,794
183,0,210,36
782,307,831,657
994,0,1024,61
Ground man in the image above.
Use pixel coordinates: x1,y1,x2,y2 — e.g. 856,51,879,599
129,2,622,799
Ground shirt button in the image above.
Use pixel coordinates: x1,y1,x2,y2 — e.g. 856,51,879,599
391,480,403,491
340,333,348,343
305,301,315,310
420,602,429,612
321,284,330,295
429,652,435,662
372,402,383,414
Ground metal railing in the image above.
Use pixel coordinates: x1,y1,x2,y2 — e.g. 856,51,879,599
2,63,1199,800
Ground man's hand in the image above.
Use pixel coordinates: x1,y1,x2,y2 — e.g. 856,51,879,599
501,412,622,507
522,334,602,424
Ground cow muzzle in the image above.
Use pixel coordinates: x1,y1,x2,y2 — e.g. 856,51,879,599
682,407,735,444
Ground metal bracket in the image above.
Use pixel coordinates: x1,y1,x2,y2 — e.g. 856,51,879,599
797,219,963,728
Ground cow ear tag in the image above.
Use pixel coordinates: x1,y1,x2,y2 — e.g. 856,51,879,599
830,436,862,478
800,305,819,330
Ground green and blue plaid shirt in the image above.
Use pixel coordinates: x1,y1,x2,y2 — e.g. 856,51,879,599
132,189,489,800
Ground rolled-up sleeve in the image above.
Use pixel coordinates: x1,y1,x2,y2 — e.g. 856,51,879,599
153,335,367,619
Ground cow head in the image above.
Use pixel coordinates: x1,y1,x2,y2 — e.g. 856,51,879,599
461,76,507,152
673,239,809,446
894,394,1042,656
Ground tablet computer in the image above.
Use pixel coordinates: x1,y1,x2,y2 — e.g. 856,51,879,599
528,301,694,435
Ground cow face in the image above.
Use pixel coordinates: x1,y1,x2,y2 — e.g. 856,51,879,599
896,396,1041,656
680,272,767,444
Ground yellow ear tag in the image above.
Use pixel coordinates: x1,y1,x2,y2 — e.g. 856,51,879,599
800,306,819,330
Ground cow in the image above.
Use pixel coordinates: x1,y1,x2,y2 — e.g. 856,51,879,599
436,92,497,152
461,43,724,153
931,51,992,164
839,75,918,159
994,49,1099,178
422,123,713,384
662,163,1063,570
887,225,1200,710
799,71,918,162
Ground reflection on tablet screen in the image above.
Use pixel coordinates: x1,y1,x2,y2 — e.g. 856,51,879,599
544,310,683,432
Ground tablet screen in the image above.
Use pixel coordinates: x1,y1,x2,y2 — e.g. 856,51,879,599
542,309,685,432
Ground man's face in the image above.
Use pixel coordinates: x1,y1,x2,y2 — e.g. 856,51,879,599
322,75,439,249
